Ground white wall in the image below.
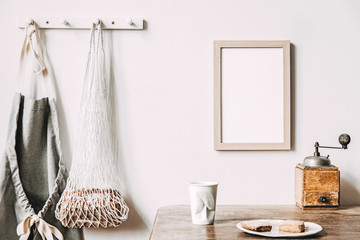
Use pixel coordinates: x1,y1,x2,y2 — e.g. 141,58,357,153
1,0,360,239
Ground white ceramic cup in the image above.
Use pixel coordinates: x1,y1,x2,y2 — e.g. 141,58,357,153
188,181,218,225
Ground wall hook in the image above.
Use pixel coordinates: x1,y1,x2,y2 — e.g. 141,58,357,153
25,18,34,25
93,18,101,25
126,18,133,25
59,18,67,25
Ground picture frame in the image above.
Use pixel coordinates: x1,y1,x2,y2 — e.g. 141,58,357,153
214,40,291,150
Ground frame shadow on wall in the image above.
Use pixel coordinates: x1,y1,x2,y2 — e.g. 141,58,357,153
290,43,296,150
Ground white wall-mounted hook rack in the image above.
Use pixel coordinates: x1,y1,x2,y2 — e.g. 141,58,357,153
17,17,144,30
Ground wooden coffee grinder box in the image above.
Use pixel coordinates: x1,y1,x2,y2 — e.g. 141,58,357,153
295,134,350,209
295,164,339,209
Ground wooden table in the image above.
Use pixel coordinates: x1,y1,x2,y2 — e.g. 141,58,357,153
150,205,360,239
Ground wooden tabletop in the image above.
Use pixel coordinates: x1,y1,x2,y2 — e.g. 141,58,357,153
150,205,360,240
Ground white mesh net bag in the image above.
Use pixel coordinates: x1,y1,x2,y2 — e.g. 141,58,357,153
55,23,129,228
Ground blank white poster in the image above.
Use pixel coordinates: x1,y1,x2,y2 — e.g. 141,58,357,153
221,48,284,143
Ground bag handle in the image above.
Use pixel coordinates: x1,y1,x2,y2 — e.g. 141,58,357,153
82,22,105,94
18,23,55,99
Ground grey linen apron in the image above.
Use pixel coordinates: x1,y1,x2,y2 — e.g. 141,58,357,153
0,24,82,240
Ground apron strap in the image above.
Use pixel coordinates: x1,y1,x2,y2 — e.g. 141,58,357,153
18,23,55,100
17,215,63,240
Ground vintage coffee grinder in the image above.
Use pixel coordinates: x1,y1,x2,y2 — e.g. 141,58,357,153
295,134,351,209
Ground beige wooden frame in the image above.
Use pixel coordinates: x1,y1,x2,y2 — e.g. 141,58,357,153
214,40,291,150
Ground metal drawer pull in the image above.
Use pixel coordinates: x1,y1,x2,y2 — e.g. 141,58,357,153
320,196,328,203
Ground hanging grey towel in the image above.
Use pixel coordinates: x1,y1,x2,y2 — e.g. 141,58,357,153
0,94,83,240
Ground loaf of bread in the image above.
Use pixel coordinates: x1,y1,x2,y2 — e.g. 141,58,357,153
241,221,272,232
279,220,305,233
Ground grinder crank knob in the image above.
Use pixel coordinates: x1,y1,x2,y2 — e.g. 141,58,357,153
339,134,351,149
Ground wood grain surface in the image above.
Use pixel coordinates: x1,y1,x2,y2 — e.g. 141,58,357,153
150,205,360,240
295,165,340,209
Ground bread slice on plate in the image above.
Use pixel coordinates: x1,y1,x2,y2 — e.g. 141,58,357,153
279,220,305,233
241,220,272,232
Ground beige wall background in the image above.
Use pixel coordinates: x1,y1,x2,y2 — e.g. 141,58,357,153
1,0,360,239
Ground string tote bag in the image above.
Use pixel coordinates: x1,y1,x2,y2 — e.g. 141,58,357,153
0,23,82,240
55,23,129,228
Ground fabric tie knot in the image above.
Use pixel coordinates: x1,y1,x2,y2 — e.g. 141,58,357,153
24,24,46,74
31,215,40,223
17,215,63,240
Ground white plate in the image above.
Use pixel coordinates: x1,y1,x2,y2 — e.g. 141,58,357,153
237,220,322,238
